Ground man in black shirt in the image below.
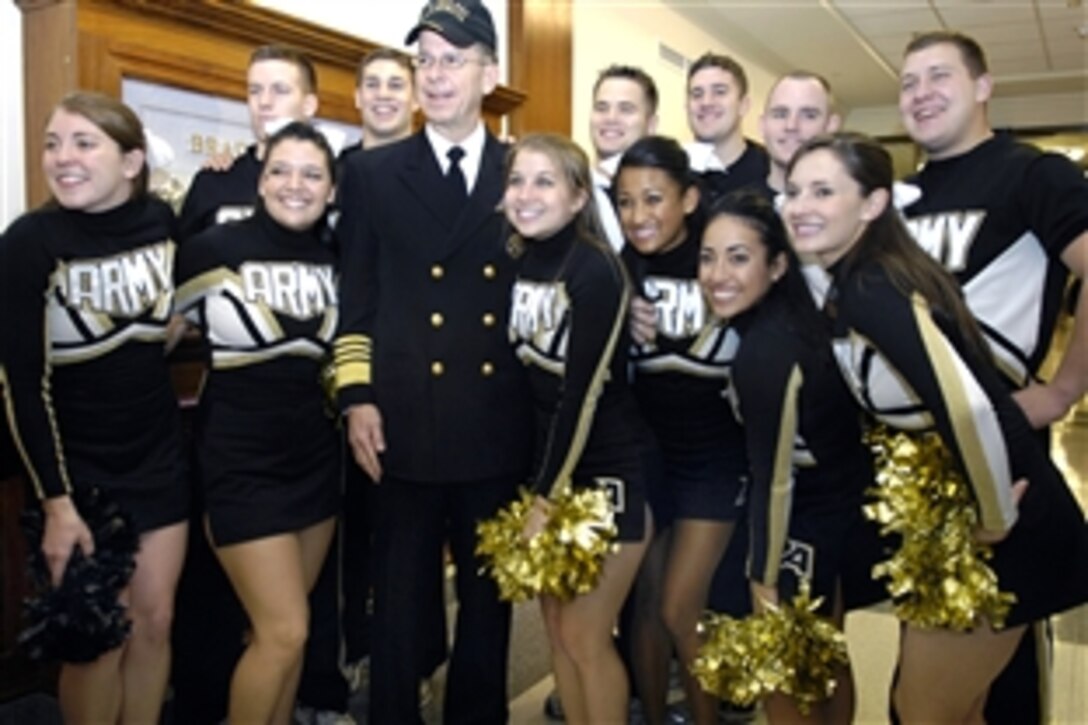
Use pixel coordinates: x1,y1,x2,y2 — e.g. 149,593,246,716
898,30,1088,725
684,53,769,204
177,45,319,241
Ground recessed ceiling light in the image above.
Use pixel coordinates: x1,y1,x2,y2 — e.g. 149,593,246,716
1077,23,1088,39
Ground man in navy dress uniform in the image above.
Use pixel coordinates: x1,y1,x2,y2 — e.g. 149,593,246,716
334,1,531,722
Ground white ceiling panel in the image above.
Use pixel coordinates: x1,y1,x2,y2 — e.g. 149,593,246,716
954,25,1045,44
991,57,1053,76
936,5,1036,28
663,0,1086,110
1051,50,1088,69
847,11,939,35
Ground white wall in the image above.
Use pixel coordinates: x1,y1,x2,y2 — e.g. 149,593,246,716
572,0,780,158
1,0,26,226
252,0,509,83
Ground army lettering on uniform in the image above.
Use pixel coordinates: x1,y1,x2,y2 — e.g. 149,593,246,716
61,241,174,317
906,210,986,273
510,280,567,341
241,262,337,319
644,276,705,339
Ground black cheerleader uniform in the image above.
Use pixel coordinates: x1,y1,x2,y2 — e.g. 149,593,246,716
901,132,1088,388
901,130,1088,724
0,196,187,533
828,260,1088,626
175,205,339,546
510,223,650,541
620,226,747,525
731,297,874,614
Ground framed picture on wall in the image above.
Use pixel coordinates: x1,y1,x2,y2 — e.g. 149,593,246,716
122,78,359,209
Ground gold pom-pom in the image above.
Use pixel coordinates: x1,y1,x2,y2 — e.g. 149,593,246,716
864,425,1016,630
691,583,848,714
475,487,618,602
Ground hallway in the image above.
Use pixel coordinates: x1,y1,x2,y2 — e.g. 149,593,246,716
501,409,1088,724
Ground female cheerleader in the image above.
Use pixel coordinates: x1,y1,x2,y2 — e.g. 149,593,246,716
0,91,188,724
175,121,340,725
782,132,1088,723
504,133,653,725
698,190,871,723
612,136,748,725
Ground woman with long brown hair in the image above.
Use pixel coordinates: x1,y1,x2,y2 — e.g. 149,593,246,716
1,91,188,724
503,133,654,724
782,131,1088,723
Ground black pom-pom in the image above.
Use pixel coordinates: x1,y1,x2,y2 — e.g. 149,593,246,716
19,486,140,663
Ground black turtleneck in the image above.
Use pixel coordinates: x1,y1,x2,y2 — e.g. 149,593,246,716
0,194,182,500
509,223,648,497
175,203,338,402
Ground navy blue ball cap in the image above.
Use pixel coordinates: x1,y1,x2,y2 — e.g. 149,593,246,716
405,0,497,53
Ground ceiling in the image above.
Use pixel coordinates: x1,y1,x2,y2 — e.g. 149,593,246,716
666,0,1088,112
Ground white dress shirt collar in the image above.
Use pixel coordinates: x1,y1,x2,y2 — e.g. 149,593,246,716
426,122,487,194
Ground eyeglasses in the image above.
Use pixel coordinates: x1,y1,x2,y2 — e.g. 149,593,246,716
411,53,487,71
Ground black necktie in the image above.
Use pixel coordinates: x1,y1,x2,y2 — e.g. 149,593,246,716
447,146,468,206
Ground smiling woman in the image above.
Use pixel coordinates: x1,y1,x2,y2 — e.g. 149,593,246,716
784,131,1088,724
258,135,336,231
43,98,148,213
502,132,654,725
173,120,341,725
0,91,188,725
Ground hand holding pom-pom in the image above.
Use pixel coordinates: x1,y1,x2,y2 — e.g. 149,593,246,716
41,495,96,586
20,487,138,663
864,425,1016,630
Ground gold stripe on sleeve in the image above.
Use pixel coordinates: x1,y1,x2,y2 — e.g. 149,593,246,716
910,292,1016,532
0,360,72,500
760,364,802,586
547,282,630,499
334,334,373,388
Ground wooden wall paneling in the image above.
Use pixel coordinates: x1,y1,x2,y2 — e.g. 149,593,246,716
19,0,79,209
507,0,572,138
